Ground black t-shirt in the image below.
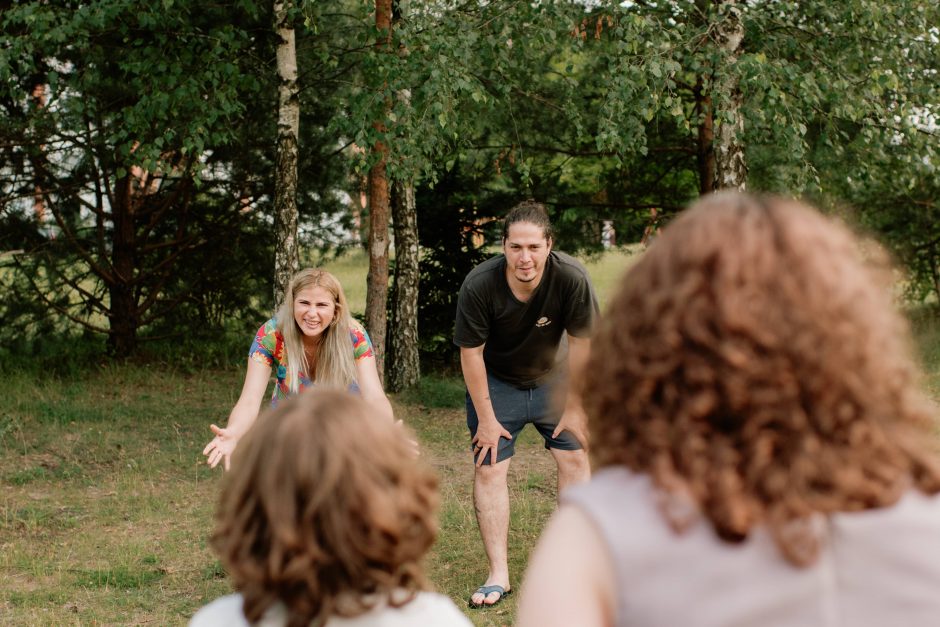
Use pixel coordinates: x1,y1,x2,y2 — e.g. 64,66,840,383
453,251,599,388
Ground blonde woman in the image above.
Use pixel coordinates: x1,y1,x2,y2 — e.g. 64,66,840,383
203,269,393,470
191,389,471,627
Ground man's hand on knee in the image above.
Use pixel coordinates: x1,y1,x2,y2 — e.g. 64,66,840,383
472,418,512,467
553,406,590,450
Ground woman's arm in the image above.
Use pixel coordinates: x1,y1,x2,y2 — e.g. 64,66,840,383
202,358,270,470
517,504,616,627
355,355,395,422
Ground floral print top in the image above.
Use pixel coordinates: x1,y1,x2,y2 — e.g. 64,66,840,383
248,317,375,406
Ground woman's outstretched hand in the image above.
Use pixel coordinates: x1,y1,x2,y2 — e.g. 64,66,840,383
203,424,237,471
396,419,421,458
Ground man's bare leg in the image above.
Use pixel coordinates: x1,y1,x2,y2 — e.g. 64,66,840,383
551,447,591,501
471,457,512,606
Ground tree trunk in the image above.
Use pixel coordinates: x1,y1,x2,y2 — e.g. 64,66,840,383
107,176,138,355
31,83,48,226
387,180,420,391
365,0,393,382
694,75,715,195
366,152,390,382
348,174,366,244
273,0,301,310
712,0,747,191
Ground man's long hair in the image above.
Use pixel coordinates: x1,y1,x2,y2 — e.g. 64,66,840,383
585,192,940,566
503,199,553,242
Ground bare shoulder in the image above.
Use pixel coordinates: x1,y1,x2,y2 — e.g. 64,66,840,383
517,504,615,627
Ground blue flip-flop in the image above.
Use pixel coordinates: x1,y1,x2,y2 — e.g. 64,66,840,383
468,584,512,609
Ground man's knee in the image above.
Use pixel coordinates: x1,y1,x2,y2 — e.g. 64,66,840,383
475,458,511,486
553,448,590,474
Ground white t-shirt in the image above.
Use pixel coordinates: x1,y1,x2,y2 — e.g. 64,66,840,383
190,591,471,627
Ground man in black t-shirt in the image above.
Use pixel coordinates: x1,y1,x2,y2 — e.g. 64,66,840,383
454,200,598,608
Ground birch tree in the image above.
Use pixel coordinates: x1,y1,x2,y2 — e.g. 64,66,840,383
387,180,420,391
273,0,301,309
712,0,747,190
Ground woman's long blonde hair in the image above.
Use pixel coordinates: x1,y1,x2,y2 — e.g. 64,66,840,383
585,192,940,566
276,269,357,393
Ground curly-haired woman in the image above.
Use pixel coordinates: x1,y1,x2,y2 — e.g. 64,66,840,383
191,389,470,627
203,268,393,470
518,192,940,627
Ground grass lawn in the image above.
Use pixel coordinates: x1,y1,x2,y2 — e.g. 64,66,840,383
0,366,540,626
2,247,938,626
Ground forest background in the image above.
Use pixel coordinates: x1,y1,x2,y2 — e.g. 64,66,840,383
1,0,938,383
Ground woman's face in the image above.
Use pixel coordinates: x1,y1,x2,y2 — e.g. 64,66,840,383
293,286,336,339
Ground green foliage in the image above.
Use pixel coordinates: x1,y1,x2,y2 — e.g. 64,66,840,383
397,375,466,409
0,1,358,354
587,0,940,295
415,167,499,368
0,321,250,381
849,164,940,303
0,332,106,378
740,1,938,190
0,0,276,353
0,0,264,177
3,0,939,354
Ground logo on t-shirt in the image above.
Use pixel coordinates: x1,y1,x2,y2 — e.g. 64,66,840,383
535,316,552,328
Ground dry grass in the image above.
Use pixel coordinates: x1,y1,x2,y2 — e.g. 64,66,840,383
0,366,561,626
0,248,640,626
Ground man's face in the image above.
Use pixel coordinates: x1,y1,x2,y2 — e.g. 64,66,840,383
503,221,552,285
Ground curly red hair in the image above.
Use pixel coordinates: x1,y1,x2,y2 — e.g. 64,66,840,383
585,192,940,566
211,390,438,626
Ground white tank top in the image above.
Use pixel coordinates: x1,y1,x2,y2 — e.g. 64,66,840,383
564,467,940,627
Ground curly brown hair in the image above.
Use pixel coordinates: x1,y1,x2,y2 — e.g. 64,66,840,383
585,192,940,566
211,389,438,627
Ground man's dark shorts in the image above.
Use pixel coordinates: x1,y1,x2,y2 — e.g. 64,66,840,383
467,373,582,465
